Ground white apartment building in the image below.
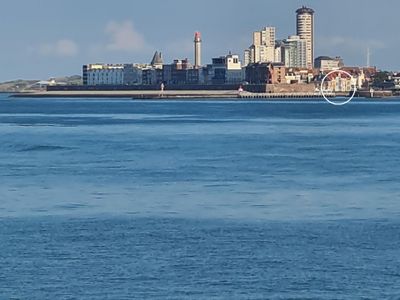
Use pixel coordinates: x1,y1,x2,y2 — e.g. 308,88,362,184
84,64,124,85
83,64,148,85
249,45,275,64
247,26,277,64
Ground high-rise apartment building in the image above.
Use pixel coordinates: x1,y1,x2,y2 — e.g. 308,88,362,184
252,27,275,47
296,6,314,69
283,35,307,68
247,27,276,64
260,27,276,47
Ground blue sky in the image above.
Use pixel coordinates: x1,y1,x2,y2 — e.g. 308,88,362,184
0,0,398,81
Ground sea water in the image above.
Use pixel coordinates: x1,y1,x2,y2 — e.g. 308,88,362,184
0,95,400,299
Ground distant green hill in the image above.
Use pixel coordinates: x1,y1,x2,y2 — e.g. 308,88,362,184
0,75,82,92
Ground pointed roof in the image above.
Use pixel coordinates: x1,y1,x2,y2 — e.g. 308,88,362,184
151,51,163,66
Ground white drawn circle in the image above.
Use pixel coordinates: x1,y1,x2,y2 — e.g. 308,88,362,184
320,70,357,106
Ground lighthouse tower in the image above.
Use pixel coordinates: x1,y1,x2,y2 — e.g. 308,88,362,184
194,32,202,69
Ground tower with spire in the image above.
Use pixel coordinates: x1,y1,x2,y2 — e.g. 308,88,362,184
150,51,164,69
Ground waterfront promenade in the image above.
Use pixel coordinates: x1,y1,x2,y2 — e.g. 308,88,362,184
11,90,337,99
11,90,239,99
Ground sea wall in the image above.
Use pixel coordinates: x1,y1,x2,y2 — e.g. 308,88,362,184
47,84,241,91
267,83,316,93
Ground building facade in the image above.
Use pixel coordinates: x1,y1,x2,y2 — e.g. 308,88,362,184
260,27,276,47
245,62,285,85
204,54,243,84
247,27,277,64
83,64,124,85
285,68,315,84
322,74,356,92
142,68,163,85
314,56,344,72
244,49,251,66
162,59,193,85
245,63,270,84
268,63,286,84
274,41,284,64
123,64,143,85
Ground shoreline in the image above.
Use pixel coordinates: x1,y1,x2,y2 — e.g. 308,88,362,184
11,90,239,99
7,90,398,100
10,90,331,99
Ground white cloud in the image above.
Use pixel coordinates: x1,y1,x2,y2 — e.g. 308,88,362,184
105,20,148,52
37,39,79,57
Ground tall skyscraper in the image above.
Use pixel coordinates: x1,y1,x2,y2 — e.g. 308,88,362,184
194,32,202,69
296,6,314,69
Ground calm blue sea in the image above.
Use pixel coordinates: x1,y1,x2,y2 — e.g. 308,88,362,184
1,94,400,299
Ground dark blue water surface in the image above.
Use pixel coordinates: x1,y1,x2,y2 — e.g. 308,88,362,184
1,94,400,299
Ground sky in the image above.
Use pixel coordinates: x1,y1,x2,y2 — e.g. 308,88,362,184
0,0,398,81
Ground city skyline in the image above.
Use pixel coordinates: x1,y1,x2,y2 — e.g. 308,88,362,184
0,0,398,81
